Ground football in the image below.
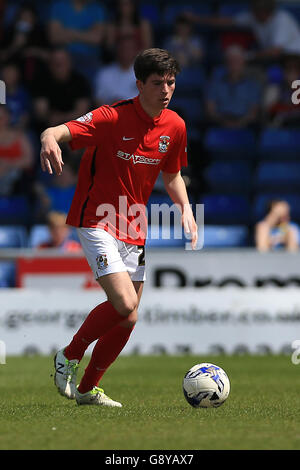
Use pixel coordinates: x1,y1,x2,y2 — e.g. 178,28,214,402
183,363,230,408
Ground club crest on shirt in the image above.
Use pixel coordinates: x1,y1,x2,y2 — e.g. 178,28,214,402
76,112,93,123
96,254,108,270
159,135,170,153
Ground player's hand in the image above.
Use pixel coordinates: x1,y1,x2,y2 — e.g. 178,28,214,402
182,205,198,250
40,133,64,175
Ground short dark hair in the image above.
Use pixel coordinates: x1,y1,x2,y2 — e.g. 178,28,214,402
134,48,180,83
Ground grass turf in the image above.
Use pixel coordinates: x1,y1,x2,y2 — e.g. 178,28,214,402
0,354,299,450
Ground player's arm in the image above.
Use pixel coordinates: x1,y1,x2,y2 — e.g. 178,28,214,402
162,171,198,250
40,124,71,175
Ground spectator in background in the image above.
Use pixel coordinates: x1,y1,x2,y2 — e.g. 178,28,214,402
163,14,204,69
32,48,91,133
106,0,153,58
206,45,262,129
263,56,300,127
255,199,299,251
0,3,50,84
1,62,30,129
234,0,300,62
48,0,106,77
185,0,300,63
37,210,82,252
94,35,138,105
0,105,34,197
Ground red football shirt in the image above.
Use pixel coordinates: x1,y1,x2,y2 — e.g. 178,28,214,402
64,95,187,245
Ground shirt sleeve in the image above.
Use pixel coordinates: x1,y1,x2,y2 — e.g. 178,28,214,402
65,105,117,150
160,119,188,173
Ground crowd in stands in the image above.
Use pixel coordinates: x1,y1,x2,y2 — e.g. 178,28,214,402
0,0,300,266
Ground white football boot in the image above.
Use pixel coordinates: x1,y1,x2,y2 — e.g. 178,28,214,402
54,349,79,399
75,386,122,407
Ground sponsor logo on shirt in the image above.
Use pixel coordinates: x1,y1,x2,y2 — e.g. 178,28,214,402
117,150,160,165
158,135,170,153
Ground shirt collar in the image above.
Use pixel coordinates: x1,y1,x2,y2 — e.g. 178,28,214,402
133,96,164,125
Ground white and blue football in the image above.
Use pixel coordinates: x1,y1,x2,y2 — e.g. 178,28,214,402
183,363,230,408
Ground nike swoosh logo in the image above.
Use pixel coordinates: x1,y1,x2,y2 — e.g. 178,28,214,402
123,136,135,141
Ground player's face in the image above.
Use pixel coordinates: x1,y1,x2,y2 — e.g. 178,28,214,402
137,73,176,116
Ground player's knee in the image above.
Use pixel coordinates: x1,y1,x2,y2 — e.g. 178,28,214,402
120,311,138,328
116,294,138,317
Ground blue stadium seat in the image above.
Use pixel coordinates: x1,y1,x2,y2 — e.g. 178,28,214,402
255,162,300,191
0,262,16,287
175,66,206,95
203,160,252,192
204,225,249,247
169,96,203,124
253,193,300,222
140,3,160,24
0,196,30,224
46,186,76,214
0,226,27,248
258,128,300,160
201,194,251,224
204,128,257,159
266,65,284,84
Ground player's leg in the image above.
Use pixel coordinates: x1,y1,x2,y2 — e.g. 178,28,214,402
74,239,146,407
77,280,143,396
54,229,138,399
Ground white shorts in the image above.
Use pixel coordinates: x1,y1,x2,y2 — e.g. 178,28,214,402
77,227,146,282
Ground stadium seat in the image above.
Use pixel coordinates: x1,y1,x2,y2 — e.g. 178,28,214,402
255,162,300,191
204,225,249,247
0,196,30,224
201,194,251,224
204,127,257,159
0,262,16,287
169,96,203,125
258,128,300,160
0,226,27,248
175,66,206,95
253,193,300,222
266,65,284,84
203,160,252,192
140,3,160,24
46,186,76,214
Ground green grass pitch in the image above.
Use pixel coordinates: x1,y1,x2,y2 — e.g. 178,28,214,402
0,354,299,450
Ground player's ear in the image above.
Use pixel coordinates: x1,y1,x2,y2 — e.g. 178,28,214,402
136,79,144,94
